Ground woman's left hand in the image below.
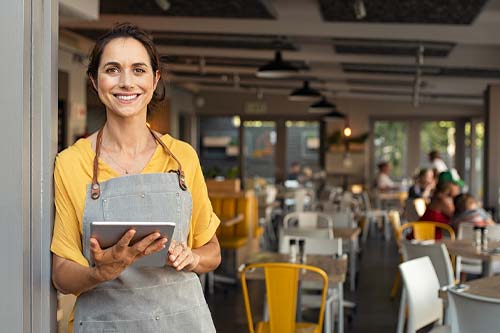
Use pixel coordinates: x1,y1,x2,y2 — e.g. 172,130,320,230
167,240,200,271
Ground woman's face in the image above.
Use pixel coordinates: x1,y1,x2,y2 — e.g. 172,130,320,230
93,37,160,119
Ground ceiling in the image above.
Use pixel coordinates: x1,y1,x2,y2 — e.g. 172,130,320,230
60,0,500,106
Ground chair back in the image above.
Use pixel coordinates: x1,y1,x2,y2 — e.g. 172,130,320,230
403,199,426,222
487,224,500,240
279,234,342,256
457,222,475,240
401,240,454,287
240,262,328,333
281,227,333,241
399,257,443,333
329,210,355,228
448,287,500,333
283,211,333,229
389,210,402,245
399,222,456,241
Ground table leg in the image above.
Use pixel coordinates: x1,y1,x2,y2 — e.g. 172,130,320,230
349,239,356,292
338,282,344,333
482,260,494,277
362,215,370,243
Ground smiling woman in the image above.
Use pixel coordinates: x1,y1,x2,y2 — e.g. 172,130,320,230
50,23,220,332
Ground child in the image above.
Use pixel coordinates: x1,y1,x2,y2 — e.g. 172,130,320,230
452,193,494,231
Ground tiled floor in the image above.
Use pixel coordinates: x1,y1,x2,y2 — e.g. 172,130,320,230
206,235,401,333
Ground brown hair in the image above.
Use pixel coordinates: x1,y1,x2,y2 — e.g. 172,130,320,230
87,23,164,102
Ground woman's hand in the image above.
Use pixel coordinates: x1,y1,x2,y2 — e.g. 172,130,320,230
167,240,200,272
90,229,167,282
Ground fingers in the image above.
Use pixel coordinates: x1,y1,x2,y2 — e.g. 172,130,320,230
173,250,193,271
133,232,163,254
142,237,168,256
90,237,103,261
115,229,136,250
168,241,184,263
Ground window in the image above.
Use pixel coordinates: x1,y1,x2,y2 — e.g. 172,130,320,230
243,121,276,182
420,121,456,169
373,121,408,180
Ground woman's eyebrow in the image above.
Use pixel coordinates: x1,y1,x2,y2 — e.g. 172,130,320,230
132,62,149,67
102,61,121,67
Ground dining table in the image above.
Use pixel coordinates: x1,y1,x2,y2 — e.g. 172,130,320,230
439,275,500,300
441,239,500,277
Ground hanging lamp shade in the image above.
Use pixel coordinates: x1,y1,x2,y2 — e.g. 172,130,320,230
309,96,336,113
289,81,321,101
322,109,347,121
256,51,298,78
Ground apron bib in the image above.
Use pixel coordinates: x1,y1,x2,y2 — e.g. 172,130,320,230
73,128,215,333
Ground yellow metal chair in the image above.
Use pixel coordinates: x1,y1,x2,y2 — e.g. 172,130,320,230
240,262,328,333
398,221,456,241
388,210,403,299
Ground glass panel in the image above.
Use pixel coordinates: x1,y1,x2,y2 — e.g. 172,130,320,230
243,120,276,183
199,116,239,179
373,121,408,180
419,121,456,170
285,121,320,173
473,122,485,200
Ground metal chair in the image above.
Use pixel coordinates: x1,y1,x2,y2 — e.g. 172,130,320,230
447,287,500,333
399,257,451,333
399,221,456,241
279,235,343,333
240,262,328,333
283,211,334,230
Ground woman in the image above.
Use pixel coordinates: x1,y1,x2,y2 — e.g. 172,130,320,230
419,181,458,239
51,23,220,332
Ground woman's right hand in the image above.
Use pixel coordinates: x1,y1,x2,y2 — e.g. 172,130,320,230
90,229,167,283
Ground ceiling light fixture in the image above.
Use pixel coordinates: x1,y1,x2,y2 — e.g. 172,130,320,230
354,0,366,20
289,81,322,102
256,51,298,79
155,0,171,12
309,96,337,114
322,109,347,121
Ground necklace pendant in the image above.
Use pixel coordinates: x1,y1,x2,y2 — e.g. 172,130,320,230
125,170,129,174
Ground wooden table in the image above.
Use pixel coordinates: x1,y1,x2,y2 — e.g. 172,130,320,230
439,275,500,300
442,239,500,276
243,251,348,333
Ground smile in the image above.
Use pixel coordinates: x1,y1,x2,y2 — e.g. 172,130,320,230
114,94,139,101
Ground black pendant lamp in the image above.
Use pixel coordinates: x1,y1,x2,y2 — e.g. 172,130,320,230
289,81,321,102
323,109,347,121
309,96,337,113
256,51,299,78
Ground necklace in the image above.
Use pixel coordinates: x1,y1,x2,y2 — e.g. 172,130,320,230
101,146,132,174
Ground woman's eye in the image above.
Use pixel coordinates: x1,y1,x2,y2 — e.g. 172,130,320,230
134,68,146,73
105,67,119,73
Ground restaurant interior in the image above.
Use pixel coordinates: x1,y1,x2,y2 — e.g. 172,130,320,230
53,0,500,332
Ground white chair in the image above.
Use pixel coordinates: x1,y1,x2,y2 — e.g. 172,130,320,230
360,191,390,242
398,241,455,332
455,223,482,279
403,198,426,222
447,287,500,333
283,211,333,229
399,257,451,333
281,227,333,240
279,235,343,333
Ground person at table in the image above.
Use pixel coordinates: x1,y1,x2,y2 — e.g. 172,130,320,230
419,181,459,239
452,193,495,231
374,161,398,192
408,168,435,202
287,161,302,181
429,150,448,174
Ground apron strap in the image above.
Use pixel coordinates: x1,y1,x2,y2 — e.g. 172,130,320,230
90,126,187,200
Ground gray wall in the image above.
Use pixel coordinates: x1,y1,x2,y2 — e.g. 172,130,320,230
0,0,58,331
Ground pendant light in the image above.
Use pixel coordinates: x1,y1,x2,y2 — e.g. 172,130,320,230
256,51,298,78
309,96,336,113
322,109,346,121
289,81,321,101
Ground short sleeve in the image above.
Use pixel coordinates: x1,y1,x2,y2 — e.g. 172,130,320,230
187,151,220,249
50,156,89,267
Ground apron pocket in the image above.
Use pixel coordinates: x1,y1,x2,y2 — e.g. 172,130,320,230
103,194,154,221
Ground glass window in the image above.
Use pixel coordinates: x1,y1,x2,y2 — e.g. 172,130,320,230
373,121,408,180
419,121,456,169
285,121,320,173
243,121,276,182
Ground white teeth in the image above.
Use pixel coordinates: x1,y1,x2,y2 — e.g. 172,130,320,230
116,94,137,100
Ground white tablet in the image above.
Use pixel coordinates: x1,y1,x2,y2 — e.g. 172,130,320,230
90,221,176,267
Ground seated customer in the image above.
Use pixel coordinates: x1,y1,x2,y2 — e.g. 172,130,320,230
419,181,457,239
375,161,398,192
408,168,435,202
452,193,494,231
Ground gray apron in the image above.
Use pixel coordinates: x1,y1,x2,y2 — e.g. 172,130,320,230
73,128,216,332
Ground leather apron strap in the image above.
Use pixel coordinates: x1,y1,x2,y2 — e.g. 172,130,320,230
90,126,187,200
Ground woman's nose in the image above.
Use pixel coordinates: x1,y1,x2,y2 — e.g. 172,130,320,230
118,70,134,88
